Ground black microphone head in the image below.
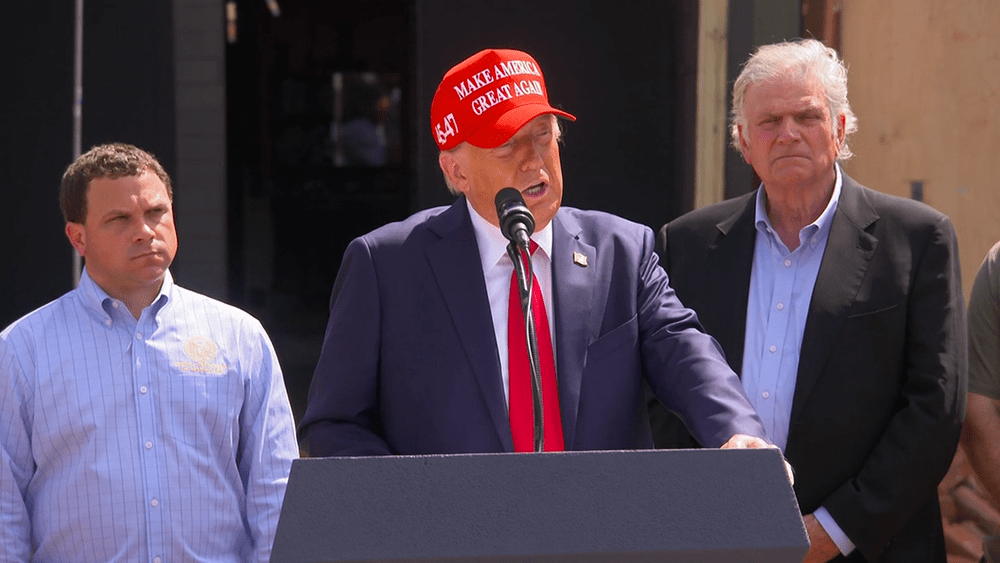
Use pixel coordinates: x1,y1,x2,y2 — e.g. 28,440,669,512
494,188,535,244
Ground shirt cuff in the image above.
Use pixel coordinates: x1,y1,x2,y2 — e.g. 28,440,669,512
814,506,856,556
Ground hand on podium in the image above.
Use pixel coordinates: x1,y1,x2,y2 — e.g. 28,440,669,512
721,433,795,485
720,433,770,450
802,514,841,563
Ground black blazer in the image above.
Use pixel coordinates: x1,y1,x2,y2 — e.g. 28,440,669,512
649,174,966,562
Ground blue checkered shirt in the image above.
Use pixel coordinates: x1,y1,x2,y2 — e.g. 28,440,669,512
1,268,298,562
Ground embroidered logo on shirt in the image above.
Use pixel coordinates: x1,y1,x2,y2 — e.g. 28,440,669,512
173,336,228,375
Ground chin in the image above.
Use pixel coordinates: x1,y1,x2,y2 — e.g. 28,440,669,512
137,264,169,280
533,209,558,230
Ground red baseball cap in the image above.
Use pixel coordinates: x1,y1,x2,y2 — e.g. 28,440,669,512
430,48,576,151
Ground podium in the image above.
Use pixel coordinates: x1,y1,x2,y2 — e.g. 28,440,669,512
271,448,808,562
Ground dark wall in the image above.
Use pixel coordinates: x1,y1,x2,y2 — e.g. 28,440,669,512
81,1,176,161
413,0,698,230
1,1,76,328
1,1,176,329
725,0,803,199
725,0,758,200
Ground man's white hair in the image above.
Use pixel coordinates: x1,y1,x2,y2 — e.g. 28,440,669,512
730,38,858,161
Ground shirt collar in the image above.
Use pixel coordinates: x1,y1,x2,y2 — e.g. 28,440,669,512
466,198,553,271
754,163,843,243
78,266,173,320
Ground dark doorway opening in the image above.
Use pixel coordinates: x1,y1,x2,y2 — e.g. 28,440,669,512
225,0,413,421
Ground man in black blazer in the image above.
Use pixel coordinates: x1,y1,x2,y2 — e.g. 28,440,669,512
648,39,966,562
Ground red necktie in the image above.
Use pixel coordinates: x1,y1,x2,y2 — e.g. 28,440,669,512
508,241,565,452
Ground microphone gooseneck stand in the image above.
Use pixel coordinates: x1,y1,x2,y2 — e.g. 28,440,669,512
507,240,545,453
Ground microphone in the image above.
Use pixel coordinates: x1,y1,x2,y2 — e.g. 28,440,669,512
496,187,544,451
494,188,535,249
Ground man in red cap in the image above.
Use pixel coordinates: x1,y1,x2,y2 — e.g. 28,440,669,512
300,48,771,456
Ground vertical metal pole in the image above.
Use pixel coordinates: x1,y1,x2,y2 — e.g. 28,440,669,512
72,0,84,285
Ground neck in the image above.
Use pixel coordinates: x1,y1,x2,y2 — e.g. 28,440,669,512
763,170,836,251
96,280,164,320
122,292,157,319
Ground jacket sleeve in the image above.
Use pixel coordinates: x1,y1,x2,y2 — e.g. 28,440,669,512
299,236,394,457
636,226,768,448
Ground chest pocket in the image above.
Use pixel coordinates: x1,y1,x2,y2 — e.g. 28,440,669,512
163,362,244,449
587,314,638,360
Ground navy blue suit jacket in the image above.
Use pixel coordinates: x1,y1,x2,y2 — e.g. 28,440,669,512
301,199,766,456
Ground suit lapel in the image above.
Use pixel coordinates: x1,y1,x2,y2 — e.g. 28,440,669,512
550,212,601,449
704,194,756,371
425,200,514,451
790,176,879,423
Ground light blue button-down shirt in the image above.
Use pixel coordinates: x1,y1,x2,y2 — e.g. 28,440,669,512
742,165,854,555
0,268,298,562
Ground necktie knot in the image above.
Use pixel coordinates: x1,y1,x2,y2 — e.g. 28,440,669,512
511,241,538,266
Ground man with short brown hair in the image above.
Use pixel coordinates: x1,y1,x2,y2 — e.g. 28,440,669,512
0,143,298,562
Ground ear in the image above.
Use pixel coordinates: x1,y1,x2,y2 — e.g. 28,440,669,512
836,113,847,147
438,150,469,194
737,125,751,164
65,222,86,256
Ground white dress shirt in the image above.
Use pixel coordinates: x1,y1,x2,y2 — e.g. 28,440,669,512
467,199,555,407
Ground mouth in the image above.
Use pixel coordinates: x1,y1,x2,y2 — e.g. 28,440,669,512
132,249,163,260
521,181,547,198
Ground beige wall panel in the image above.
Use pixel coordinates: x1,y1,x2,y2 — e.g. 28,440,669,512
840,0,1000,296
695,0,728,209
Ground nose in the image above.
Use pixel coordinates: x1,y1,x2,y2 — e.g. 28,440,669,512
519,139,544,172
777,117,801,143
133,219,156,242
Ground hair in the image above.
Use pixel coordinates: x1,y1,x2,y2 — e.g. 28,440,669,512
60,143,173,223
440,145,463,196
730,38,858,161
439,114,564,196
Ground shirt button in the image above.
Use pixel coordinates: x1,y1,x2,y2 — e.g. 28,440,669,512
150,498,159,507
112,302,119,308
784,259,791,267
135,333,142,340
776,302,785,311
769,345,777,353
140,386,148,394
105,319,112,326
154,558,162,563
762,391,770,399
136,359,141,366
145,441,153,450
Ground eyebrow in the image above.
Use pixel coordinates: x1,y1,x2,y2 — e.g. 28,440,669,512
756,102,825,117
101,209,131,219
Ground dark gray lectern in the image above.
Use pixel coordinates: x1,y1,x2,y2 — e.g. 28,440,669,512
271,448,807,562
